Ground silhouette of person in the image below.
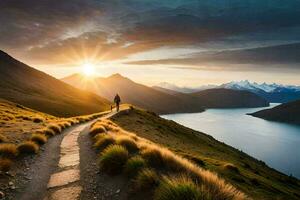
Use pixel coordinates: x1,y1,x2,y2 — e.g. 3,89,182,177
114,94,121,112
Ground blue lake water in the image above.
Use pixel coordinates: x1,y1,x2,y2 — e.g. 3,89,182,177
162,104,300,178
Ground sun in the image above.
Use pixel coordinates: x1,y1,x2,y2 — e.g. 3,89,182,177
82,62,95,76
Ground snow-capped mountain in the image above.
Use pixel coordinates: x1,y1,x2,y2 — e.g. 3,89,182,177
220,80,300,93
155,80,300,103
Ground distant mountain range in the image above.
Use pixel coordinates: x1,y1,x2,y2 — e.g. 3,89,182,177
62,73,269,114
250,99,300,124
156,80,300,103
0,50,110,117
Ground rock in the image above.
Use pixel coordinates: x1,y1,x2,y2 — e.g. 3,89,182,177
8,181,13,186
116,189,120,194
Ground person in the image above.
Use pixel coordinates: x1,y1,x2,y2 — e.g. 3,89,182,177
114,94,121,112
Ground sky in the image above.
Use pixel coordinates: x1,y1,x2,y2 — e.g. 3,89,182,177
1,0,300,86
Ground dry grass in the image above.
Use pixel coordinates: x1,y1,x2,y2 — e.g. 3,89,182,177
116,136,139,153
17,141,39,154
224,163,240,174
30,133,47,145
99,145,129,175
89,125,106,137
42,128,56,137
124,156,146,177
0,158,13,172
141,147,164,168
134,168,160,191
0,134,7,143
94,135,116,151
0,143,18,158
47,124,61,134
154,175,204,200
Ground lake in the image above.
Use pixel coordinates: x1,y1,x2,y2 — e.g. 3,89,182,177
162,104,300,178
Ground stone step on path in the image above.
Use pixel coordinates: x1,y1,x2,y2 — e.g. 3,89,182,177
44,124,89,200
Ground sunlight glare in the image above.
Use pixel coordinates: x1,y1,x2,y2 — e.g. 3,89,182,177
82,62,95,76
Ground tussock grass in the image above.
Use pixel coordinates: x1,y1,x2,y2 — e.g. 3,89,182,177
224,163,240,174
116,136,139,153
47,124,61,134
42,128,56,137
33,117,43,123
17,141,39,154
94,135,116,151
90,125,106,137
30,133,47,145
0,143,18,158
0,134,7,143
141,147,164,168
99,145,129,175
134,168,160,191
154,175,203,200
124,156,146,177
0,158,13,172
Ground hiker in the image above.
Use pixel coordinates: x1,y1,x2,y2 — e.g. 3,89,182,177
114,94,121,112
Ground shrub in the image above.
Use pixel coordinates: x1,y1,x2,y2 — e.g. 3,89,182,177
94,135,116,151
124,156,146,177
99,145,129,175
0,158,13,172
141,147,164,168
134,168,160,191
224,164,240,174
116,136,139,153
47,124,61,134
154,175,203,200
33,117,43,123
90,125,106,137
17,141,39,154
43,129,56,137
30,133,47,145
0,134,7,143
0,143,18,158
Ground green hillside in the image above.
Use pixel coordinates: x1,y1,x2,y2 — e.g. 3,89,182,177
111,107,300,199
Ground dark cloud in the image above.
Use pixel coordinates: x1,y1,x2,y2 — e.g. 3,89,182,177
126,43,300,71
1,0,300,67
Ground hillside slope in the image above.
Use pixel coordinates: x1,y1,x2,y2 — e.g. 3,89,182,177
0,50,110,117
62,73,205,114
250,99,300,124
111,107,300,199
191,88,269,108
63,74,269,114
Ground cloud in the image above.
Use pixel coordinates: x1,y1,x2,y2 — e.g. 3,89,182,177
126,43,300,71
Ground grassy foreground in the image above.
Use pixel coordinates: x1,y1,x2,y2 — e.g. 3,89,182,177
89,119,247,199
110,107,300,199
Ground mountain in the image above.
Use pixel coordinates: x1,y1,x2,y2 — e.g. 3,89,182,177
191,88,269,108
0,50,110,117
62,73,205,114
220,80,300,103
250,99,300,124
63,73,269,112
156,80,300,103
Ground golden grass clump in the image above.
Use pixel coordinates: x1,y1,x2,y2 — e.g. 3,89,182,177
43,128,56,137
30,133,47,145
89,125,106,137
0,158,13,172
99,145,129,175
154,175,203,200
33,117,43,123
224,163,240,174
17,141,39,154
116,136,139,153
124,156,146,177
134,168,160,191
0,143,18,158
94,135,116,151
47,124,61,134
0,134,7,143
141,147,164,168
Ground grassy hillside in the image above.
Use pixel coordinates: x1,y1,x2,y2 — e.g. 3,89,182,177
191,88,269,108
250,99,300,124
0,50,110,117
110,107,300,199
62,73,205,114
